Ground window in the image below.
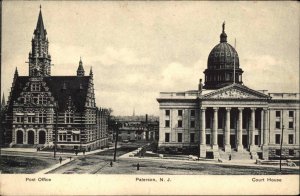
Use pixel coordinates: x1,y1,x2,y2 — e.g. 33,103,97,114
72,134,79,141
190,133,195,143
288,134,294,144
38,113,47,124
65,112,74,124
178,133,182,142
276,121,281,129
206,115,211,129
289,111,294,117
255,135,259,145
206,134,211,145
27,116,35,123
165,110,170,116
178,110,183,116
289,149,294,156
190,120,195,128
178,120,182,128
289,121,294,129
59,133,67,141
275,134,281,144
275,149,281,156
165,120,170,128
31,83,40,91
276,111,281,117
16,116,24,123
165,133,170,142
191,110,195,117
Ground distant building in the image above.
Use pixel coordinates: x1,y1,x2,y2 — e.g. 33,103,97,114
157,23,299,160
114,115,159,142
1,8,109,151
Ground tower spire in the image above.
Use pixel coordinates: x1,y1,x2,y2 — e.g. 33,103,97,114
77,57,85,76
220,21,227,43
89,67,93,76
29,7,51,77
35,6,46,39
14,67,19,77
1,93,6,108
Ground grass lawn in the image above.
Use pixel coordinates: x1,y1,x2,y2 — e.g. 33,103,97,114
0,155,59,174
98,159,300,175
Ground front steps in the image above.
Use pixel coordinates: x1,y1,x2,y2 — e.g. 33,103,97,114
218,149,258,160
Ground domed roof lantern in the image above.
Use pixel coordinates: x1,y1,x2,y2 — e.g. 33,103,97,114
220,21,227,43
203,22,244,90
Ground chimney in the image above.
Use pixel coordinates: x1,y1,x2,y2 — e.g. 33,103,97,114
145,114,148,123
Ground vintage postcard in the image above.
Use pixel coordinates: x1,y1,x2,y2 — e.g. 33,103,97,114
0,1,299,195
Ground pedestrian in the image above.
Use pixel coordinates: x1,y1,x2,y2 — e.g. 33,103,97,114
75,151,78,156
83,150,85,155
59,156,62,164
110,161,113,167
137,162,140,171
69,157,72,161
229,154,232,161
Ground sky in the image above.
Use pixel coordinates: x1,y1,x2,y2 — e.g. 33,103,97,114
1,1,299,116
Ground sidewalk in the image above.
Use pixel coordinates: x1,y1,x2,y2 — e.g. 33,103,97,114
35,158,74,174
1,146,118,156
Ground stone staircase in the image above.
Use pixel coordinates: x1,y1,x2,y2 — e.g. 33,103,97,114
219,149,258,160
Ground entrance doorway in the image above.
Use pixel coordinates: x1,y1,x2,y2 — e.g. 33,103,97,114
16,130,23,144
242,135,248,148
39,131,46,144
218,134,224,148
27,131,34,144
230,135,236,148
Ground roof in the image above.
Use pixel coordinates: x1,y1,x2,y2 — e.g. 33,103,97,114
7,76,91,112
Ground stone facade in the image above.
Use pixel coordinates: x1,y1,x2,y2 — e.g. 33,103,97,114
157,24,300,160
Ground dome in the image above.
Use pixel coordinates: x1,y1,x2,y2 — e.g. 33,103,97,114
207,42,240,70
203,22,243,90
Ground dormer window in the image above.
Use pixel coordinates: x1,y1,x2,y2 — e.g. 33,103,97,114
31,83,40,91
65,111,74,124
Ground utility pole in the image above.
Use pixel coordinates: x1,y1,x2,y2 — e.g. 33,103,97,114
113,121,119,162
279,125,284,173
54,101,58,158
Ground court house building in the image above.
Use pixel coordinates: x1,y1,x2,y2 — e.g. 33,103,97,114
157,23,299,160
1,8,109,151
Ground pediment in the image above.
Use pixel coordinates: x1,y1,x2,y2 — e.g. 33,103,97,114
202,84,270,100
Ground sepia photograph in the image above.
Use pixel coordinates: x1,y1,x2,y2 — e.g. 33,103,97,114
0,0,299,195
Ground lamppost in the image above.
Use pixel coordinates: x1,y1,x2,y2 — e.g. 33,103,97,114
279,125,284,173
113,121,119,162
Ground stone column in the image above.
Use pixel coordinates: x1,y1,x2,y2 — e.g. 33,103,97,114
263,108,269,145
212,107,218,150
249,108,256,152
199,107,206,158
224,107,231,152
262,108,269,160
237,107,244,152
260,110,264,146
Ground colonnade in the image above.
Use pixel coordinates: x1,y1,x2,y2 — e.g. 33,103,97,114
199,107,269,157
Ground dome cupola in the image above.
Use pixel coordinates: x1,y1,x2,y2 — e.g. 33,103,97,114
203,22,243,89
